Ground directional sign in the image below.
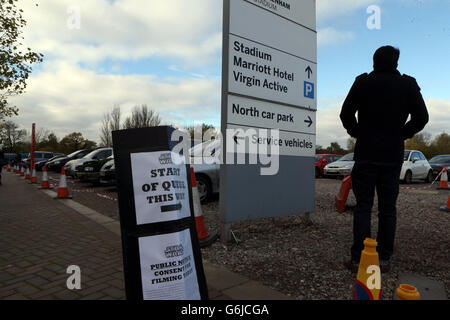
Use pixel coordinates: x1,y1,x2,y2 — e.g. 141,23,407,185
228,34,317,109
245,0,316,31
227,124,315,157
227,95,316,135
220,0,317,229
230,0,317,63
305,66,313,79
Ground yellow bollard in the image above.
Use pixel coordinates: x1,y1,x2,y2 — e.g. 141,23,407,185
354,238,382,300
396,284,420,300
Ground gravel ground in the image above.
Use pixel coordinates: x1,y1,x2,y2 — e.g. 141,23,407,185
43,171,449,300
200,178,449,300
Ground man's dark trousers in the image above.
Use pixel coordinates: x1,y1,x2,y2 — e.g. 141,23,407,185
351,162,402,262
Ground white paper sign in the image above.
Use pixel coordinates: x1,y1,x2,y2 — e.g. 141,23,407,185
131,151,191,225
138,229,200,300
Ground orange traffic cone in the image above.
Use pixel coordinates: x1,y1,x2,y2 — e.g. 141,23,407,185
14,165,18,174
39,166,52,189
396,284,420,300
440,196,450,212
55,167,72,199
438,167,449,190
7,163,11,172
355,238,382,300
335,175,353,213
20,165,25,177
190,167,219,247
30,165,37,184
25,166,31,180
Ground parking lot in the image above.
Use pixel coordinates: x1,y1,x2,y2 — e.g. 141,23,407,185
36,170,449,300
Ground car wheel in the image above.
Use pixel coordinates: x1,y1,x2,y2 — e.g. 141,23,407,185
315,167,321,178
404,170,412,184
424,170,433,183
196,175,212,203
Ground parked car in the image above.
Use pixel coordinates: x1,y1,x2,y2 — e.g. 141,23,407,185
65,148,111,178
73,148,113,181
323,153,355,178
35,155,65,171
23,151,63,166
47,149,91,172
428,155,450,178
99,158,116,185
189,140,221,202
400,150,433,184
4,153,17,164
315,154,342,177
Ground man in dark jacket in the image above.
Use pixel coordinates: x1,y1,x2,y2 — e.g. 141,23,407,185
340,46,429,272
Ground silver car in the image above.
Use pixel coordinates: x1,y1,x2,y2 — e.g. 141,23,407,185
189,140,220,202
323,153,355,177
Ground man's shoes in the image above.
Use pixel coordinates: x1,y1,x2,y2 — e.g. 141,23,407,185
379,260,391,273
344,259,359,273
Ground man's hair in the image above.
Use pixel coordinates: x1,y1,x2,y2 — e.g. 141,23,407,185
373,46,400,71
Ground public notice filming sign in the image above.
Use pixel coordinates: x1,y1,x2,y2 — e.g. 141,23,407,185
112,126,208,300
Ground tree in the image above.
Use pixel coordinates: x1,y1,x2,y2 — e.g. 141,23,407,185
185,123,217,139
0,0,44,120
326,142,346,155
0,120,26,152
123,105,161,129
38,132,59,151
428,132,450,158
405,132,432,158
99,105,121,147
347,137,356,153
315,145,327,154
59,132,96,154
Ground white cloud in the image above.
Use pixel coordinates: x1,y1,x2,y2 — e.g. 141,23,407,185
20,0,223,67
318,27,354,46
317,0,382,23
10,61,220,143
316,97,450,148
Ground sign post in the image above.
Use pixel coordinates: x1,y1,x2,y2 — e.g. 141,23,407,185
31,123,35,168
112,126,208,300
220,0,317,240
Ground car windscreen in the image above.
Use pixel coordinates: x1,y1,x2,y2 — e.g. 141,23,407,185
404,151,411,161
315,155,323,161
189,141,220,157
48,156,63,161
340,153,354,161
429,156,450,164
67,150,82,158
83,149,100,159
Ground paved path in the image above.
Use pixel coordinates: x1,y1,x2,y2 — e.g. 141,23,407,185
0,172,125,300
0,171,291,300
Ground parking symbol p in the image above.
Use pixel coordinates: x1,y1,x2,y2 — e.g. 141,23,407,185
304,81,314,99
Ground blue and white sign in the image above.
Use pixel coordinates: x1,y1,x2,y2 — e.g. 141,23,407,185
304,81,315,99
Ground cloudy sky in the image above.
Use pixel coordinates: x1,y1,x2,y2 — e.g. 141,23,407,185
9,0,450,148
